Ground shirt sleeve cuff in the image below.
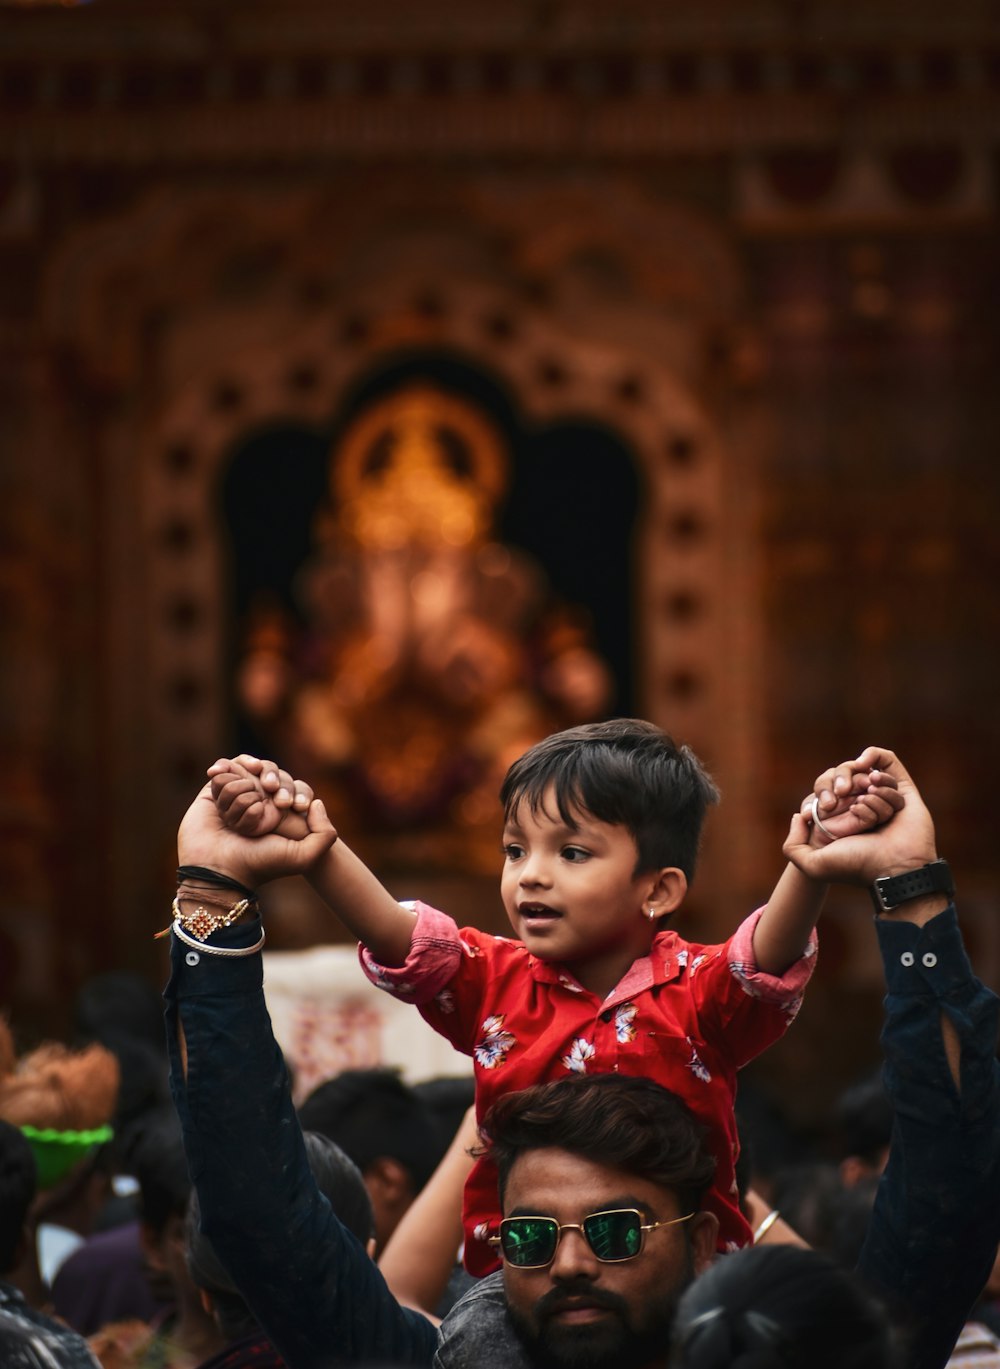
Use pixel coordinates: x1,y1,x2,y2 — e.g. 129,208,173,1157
166,918,266,999
358,901,463,1004
875,903,969,996
728,907,818,1005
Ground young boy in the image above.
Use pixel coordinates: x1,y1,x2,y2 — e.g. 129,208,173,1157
206,719,899,1274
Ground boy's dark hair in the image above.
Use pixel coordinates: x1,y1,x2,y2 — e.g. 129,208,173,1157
484,1075,716,1217
0,1119,36,1273
671,1244,895,1369
297,1068,443,1192
499,718,719,879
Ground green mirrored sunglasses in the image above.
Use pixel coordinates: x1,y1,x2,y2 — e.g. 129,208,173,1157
489,1207,694,1268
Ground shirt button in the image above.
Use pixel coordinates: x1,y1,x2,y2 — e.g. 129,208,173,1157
900,951,915,967
922,952,938,969
185,951,201,967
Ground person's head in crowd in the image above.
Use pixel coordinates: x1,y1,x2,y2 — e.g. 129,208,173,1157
297,1067,442,1250
734,1083,808,1195
126,1107,221,1363
412,1074,475,1153
828,1176,881,1270
74,971,171,1150
0,1118,36,1278
0,1019,119,1140
74,972,164,1058
0,1016,119,1242
1,1117,116,1365
127,1108,193,1294
670,1244,896,1369
837,1070,893,1187
767,1161,846,1255
187,1130,374,1344
481,1075,718,1369
131,1113,204,1320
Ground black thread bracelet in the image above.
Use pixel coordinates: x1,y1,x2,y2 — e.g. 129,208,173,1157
176,865,257,901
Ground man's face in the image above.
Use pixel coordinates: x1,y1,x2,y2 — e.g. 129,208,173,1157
501,1146,717,1369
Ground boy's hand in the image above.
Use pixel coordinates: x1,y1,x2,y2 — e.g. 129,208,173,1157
784,747,937,887
800,767,903,843
208,755,313,841
178,781,337,890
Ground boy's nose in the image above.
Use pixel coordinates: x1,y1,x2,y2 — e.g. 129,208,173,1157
519,855,552,887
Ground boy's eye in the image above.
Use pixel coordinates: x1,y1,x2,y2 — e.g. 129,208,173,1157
503,843,525,861
562,846,591,862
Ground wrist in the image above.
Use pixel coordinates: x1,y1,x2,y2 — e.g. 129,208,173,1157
172,864,259,932
870,857,951,918
175,886,258,927
175,858,256,894
875,893,949,927
870,854,939,880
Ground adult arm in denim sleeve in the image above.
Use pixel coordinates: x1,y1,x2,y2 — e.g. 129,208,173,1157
165,921,438,1369
857,906,1000,1369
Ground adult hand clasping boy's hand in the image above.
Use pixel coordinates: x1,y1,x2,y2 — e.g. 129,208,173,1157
178,776,337,891
783,746,937,889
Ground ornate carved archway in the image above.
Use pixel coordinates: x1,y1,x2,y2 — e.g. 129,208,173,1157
42,170,766,942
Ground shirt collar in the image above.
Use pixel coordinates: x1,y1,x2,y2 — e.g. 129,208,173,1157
527,929,685,1004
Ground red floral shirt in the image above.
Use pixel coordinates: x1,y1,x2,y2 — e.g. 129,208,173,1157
360,904,815,1276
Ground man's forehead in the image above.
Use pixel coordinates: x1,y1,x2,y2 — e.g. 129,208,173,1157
503,1145,677,1217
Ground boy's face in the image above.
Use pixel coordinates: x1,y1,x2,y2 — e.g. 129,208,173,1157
501,788,660,995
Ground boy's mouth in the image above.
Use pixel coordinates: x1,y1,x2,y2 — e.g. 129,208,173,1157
518,902,562,921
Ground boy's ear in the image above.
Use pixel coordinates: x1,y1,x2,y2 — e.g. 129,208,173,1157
646,867,687,918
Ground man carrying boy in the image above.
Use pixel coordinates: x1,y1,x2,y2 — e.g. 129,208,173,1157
167,743,1000,1368
207,720,900,1271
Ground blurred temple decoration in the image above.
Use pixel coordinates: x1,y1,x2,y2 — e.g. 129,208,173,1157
236,384,612,874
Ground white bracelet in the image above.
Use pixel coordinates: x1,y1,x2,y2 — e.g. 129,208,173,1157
172,921,266,958
809,795,838,843
753,1208,780,1242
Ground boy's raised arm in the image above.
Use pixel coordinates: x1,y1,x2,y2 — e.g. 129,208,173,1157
209,754,421,967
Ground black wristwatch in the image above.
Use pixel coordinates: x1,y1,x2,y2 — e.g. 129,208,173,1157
870,859,954,914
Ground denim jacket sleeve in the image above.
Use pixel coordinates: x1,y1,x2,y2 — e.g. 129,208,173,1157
858,905,1000,1369
165,921,439,1369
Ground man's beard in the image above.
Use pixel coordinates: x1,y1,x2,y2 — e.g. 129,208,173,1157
507,1274,688,1369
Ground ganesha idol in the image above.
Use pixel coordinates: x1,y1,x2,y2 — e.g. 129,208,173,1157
237,384,612,875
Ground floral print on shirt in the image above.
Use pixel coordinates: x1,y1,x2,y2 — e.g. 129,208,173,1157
614,1002,638,1043
686,1036,712,1083
561,1037,596,1073
366,964,413,997
474,1014,517,1069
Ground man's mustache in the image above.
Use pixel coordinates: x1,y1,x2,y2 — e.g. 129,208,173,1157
535,1281,630,1322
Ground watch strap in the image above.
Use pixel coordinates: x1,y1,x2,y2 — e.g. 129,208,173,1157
870,859,954,914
